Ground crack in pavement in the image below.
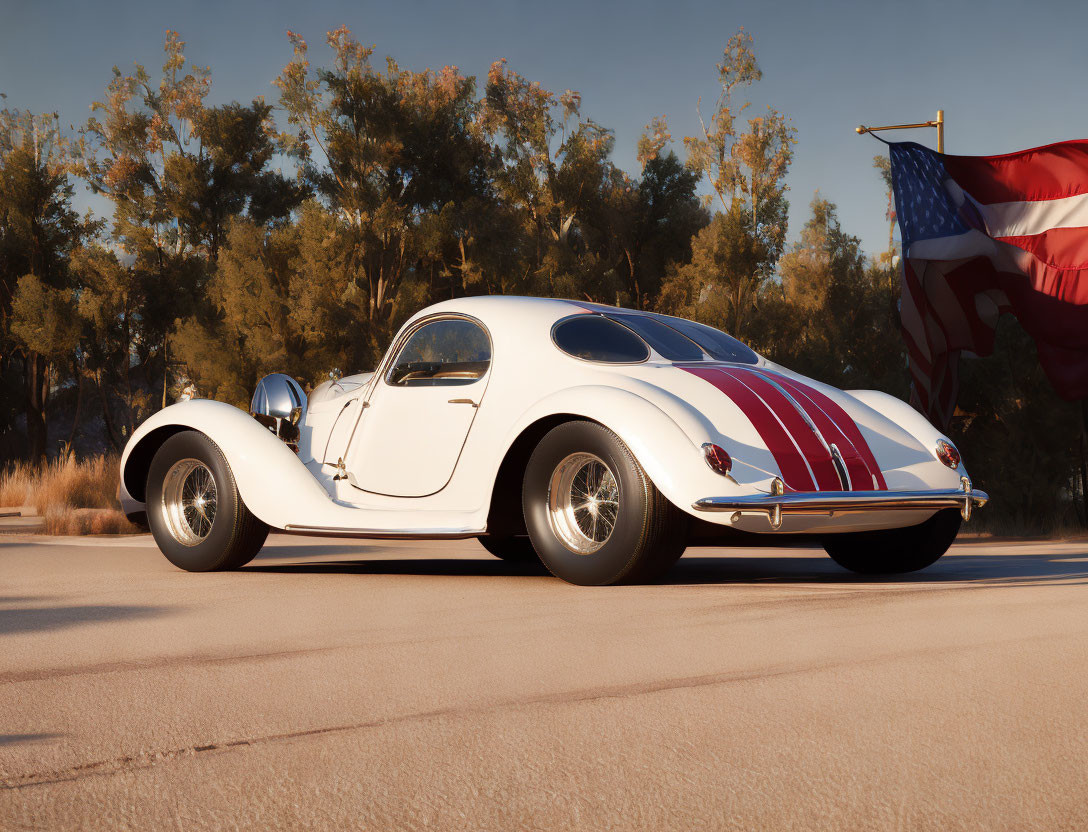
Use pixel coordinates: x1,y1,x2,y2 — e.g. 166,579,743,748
1,629,1070,792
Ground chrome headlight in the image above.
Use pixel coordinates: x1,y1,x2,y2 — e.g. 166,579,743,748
251,373,307,421
251,374,307,448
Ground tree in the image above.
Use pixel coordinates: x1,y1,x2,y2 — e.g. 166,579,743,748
69,244,145,450
276,27,493,343
768,195,902,391
0,108,84,462
74,30,302,436
172,203,375,404
480,59,624,301
629,149,707,307
873,154,896,264
657,203,767,336
661,29,795,336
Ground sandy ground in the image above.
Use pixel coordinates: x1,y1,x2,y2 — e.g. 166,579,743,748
1,533,1087,831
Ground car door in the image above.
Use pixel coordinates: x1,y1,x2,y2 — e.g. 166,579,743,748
343,316,492,497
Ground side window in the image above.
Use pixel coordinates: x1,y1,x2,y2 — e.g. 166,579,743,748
552,315,650,363
387,319,491,387
606,313,704,361
661,316,760,364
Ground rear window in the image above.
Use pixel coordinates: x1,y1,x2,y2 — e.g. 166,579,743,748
662,317,760,364
607,313,705,361
552,316,650,363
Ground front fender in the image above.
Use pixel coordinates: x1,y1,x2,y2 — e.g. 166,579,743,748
120,400,333,529
502,385,749,519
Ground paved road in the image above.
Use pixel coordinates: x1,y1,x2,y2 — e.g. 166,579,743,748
1,533,1087,831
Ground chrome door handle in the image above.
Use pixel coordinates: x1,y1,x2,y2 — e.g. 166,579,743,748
448,398,478,407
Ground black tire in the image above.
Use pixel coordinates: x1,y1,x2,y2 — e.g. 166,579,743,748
146,430,269,572
822,508,961,575
477,534,539,563
522,421,688,586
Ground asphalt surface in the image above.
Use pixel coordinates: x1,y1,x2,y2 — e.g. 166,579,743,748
1,533,1087,831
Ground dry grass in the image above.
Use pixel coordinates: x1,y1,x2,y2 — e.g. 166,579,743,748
0,455,139,535
41,506,139,535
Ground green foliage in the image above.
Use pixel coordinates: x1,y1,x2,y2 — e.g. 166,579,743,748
757,196,905,395
275,27,493,343
658,205,767,338
671,29,795,334
9,274,80,359
0,107,87,461
173,205,367,405
954,321,1085,531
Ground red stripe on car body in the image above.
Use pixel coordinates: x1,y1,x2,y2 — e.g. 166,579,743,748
717,368,842,491
749,370,872,488
757,370,888,491
682,366,816,491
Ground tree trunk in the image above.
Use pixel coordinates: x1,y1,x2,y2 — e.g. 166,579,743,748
24,352,49,464
624,248,640,309
97,371,122,452
63,362,84,461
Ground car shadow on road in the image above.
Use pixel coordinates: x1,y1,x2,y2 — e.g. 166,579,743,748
0,733,62,747
666,551,1088,586
243,546,1088,587
244,557,552,578
260,544,414,559
0,600,171,636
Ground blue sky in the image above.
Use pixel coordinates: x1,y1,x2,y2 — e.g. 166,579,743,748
3,0,1088,258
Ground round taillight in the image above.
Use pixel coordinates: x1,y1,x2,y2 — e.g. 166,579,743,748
936,439,961,469
702,443,732,477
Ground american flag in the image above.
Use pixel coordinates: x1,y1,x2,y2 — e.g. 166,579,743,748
890,139,1088,429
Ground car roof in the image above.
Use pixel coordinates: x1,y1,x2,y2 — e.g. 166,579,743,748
414,295,664,320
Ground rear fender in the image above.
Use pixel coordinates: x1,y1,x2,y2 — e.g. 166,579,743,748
499,385,750,519
846,389,967,481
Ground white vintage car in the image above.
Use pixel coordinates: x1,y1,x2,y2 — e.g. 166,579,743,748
119,296,987,585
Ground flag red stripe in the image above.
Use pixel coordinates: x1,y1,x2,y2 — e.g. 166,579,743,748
943,139,1088,204
682,367,817,491
997,230,1088,290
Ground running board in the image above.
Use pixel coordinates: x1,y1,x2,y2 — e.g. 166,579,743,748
282,525,485,540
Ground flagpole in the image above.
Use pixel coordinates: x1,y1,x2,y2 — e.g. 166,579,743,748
856,110,945,152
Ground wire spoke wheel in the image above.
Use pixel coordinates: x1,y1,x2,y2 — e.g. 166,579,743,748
161,458,218,546
547,452,620,554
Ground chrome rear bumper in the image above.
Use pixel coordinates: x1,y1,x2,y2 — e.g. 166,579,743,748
693,478,988,529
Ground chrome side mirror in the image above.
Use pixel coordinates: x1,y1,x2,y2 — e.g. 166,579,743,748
251,374,307,447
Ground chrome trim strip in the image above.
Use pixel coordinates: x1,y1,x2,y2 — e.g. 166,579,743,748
828,443,852,491
282,524,486,539
692,486,989,525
